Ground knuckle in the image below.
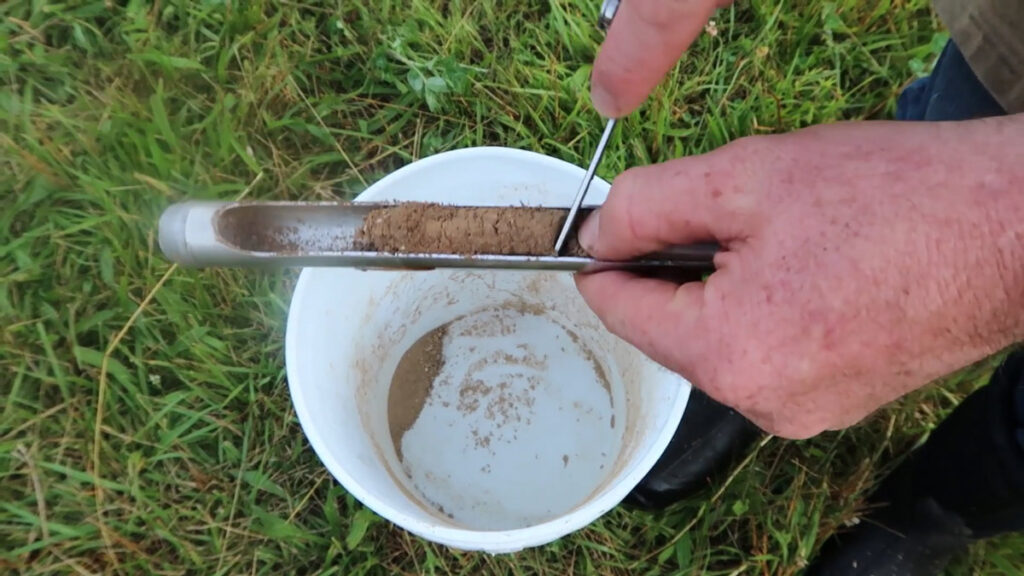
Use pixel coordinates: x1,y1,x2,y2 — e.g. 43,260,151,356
708,136,768,219
598,44,638,82
632,0,681,28
633,0,710,29
726,134,765,155
609,166,637,195
719,135,769,175
622,196,648,247
610,164,645,194
608,169,648,242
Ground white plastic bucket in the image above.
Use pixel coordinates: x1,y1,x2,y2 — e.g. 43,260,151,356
285,147,691,553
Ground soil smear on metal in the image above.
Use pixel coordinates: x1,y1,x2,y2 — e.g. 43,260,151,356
356,202,589,257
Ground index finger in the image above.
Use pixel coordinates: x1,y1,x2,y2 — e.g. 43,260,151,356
592,0,722,117
578,148,754,261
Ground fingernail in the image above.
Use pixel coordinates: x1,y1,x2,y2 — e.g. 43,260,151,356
579,211,600,254
590,80,616,118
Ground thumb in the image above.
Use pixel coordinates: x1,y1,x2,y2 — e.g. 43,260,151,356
574,271,708,378
592,0,724,117
578,150,751,261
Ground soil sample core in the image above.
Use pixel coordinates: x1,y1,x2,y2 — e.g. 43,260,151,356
388,325,449,461
356,202,588,257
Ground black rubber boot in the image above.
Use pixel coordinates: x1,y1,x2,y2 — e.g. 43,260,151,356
805,349,1024,575
624,386,763,509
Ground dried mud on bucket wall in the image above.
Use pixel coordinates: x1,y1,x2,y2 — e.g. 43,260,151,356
387,325,448,462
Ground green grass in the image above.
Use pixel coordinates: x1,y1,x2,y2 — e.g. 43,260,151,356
2,0,1021,574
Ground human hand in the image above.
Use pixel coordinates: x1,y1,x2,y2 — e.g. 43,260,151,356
592,0,732,117
575,117,1024,439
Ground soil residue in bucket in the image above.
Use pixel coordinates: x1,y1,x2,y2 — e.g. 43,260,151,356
565,325,612,398
356,202,588,257
388,325,449,461
382,303,624,529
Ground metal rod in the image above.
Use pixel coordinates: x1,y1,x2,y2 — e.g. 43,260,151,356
554,118,617,254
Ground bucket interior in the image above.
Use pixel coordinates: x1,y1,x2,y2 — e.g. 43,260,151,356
285,147,690,550
359,270,629,529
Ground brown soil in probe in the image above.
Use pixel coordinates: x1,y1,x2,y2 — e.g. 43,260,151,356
388,325,448,462
356,202,589,257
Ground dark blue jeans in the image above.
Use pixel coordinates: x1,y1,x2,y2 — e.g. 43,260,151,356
895,40,1006,121
892,40,1023,536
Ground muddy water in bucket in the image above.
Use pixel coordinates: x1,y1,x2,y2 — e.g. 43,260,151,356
387,303,623,530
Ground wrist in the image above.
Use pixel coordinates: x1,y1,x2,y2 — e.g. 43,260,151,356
960,114,1024,347
991,175,1024,343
